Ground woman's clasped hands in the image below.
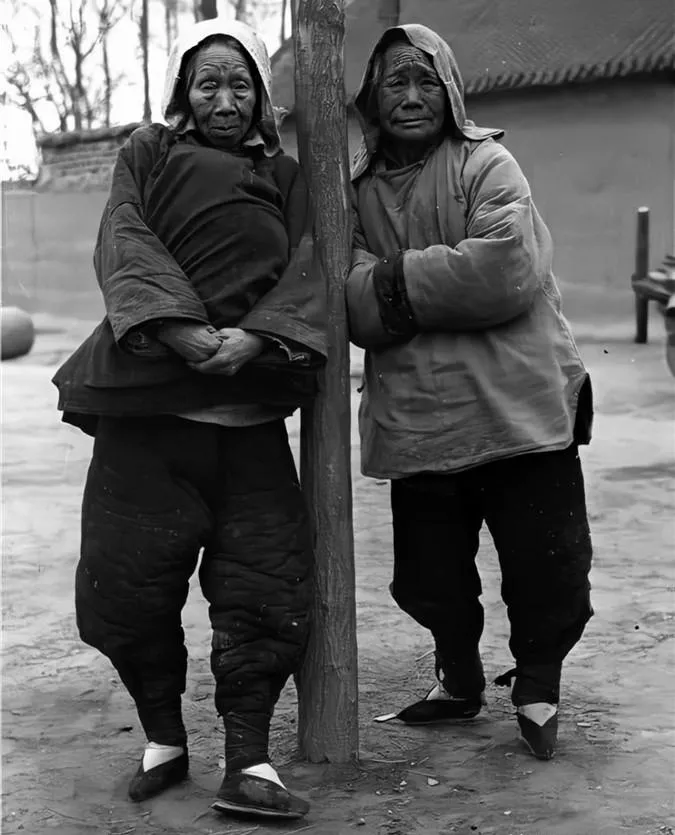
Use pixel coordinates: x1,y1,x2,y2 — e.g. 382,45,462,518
189,327,265,376
157,322,264,375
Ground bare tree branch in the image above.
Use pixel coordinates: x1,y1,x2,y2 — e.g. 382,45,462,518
98,0,113,126
164,0,178,54
32,27,71,131
195,0,217,20
94,0,127,127
5,69,48,134
4,16,55,132
6,0,131,134
48,0,79,127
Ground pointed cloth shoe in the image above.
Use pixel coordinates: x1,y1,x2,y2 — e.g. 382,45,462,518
128,750,189,802
212,772,310,820
397,682,486,725
517,712,558,760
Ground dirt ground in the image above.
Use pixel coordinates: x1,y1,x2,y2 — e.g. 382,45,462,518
2,315,674,835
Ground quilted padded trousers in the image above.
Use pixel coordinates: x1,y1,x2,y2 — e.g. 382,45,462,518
390,443,593,706
76,416,312,773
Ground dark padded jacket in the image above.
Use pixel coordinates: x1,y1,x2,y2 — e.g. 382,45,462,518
53,124,327,435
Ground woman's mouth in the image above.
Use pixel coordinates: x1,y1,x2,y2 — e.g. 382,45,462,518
397,118,428,127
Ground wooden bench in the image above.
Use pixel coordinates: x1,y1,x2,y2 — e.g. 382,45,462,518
631,207,675,376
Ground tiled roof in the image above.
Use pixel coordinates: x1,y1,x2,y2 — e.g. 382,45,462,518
271,0,675,109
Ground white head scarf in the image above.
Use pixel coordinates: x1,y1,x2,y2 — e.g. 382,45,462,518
351,24,504,180
161,18,282,156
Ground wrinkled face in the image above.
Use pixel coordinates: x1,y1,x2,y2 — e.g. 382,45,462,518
187,40,257,149
377,42,446,146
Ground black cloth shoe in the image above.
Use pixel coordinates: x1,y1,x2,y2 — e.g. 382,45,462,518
397,682,486,725
212,772,310,820
517,712,558,760
128,750,189,802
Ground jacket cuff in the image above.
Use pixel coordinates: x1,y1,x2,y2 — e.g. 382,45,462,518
246,332,314,364
372,252,417,340
121,326,172,358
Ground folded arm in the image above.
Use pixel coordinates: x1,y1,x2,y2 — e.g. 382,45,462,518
346,142,552,349
95,126,216,359
237,159,327,360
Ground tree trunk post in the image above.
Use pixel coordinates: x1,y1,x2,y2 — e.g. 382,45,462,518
280,0,288,43
377,0,400,27
293,0,359,763
140,0,151,122
234,0,249,23
634,206,650,344
196,0,218,20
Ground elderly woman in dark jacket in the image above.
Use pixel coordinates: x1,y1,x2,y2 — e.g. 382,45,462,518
53,19,325,821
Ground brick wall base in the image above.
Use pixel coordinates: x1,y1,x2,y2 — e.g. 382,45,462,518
36,123,141,192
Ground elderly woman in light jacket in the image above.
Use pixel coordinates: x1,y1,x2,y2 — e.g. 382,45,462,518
346,24,593,762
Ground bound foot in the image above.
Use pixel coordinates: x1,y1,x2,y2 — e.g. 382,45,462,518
128,744,188,802
212,763,310,820
397,680,486,725
516,703,558,760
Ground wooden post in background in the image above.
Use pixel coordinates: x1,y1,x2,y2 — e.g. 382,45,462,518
634,206,650,344
293,0,359,762
377,0,400,27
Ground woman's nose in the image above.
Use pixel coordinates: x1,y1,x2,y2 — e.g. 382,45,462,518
213,88,237,114
402,83,423,107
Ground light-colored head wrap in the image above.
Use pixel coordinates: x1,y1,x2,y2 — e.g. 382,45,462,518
161,18,281,155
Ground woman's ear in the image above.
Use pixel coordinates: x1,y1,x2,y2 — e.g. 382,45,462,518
273,106,290,128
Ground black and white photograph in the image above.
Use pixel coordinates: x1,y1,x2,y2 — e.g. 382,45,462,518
1,0,674,833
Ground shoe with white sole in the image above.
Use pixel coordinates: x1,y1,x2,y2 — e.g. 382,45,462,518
397,679,486,725
128,749,189,802
494,668,559,760
516,703,558,760
212,772,310,820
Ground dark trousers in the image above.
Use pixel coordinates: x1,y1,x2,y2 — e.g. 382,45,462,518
76,416,312,772
391,443,593,705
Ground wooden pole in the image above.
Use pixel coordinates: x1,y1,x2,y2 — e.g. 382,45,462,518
140,0,151,122
293,0,359,763
377,0,400,26
634,206,650,344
